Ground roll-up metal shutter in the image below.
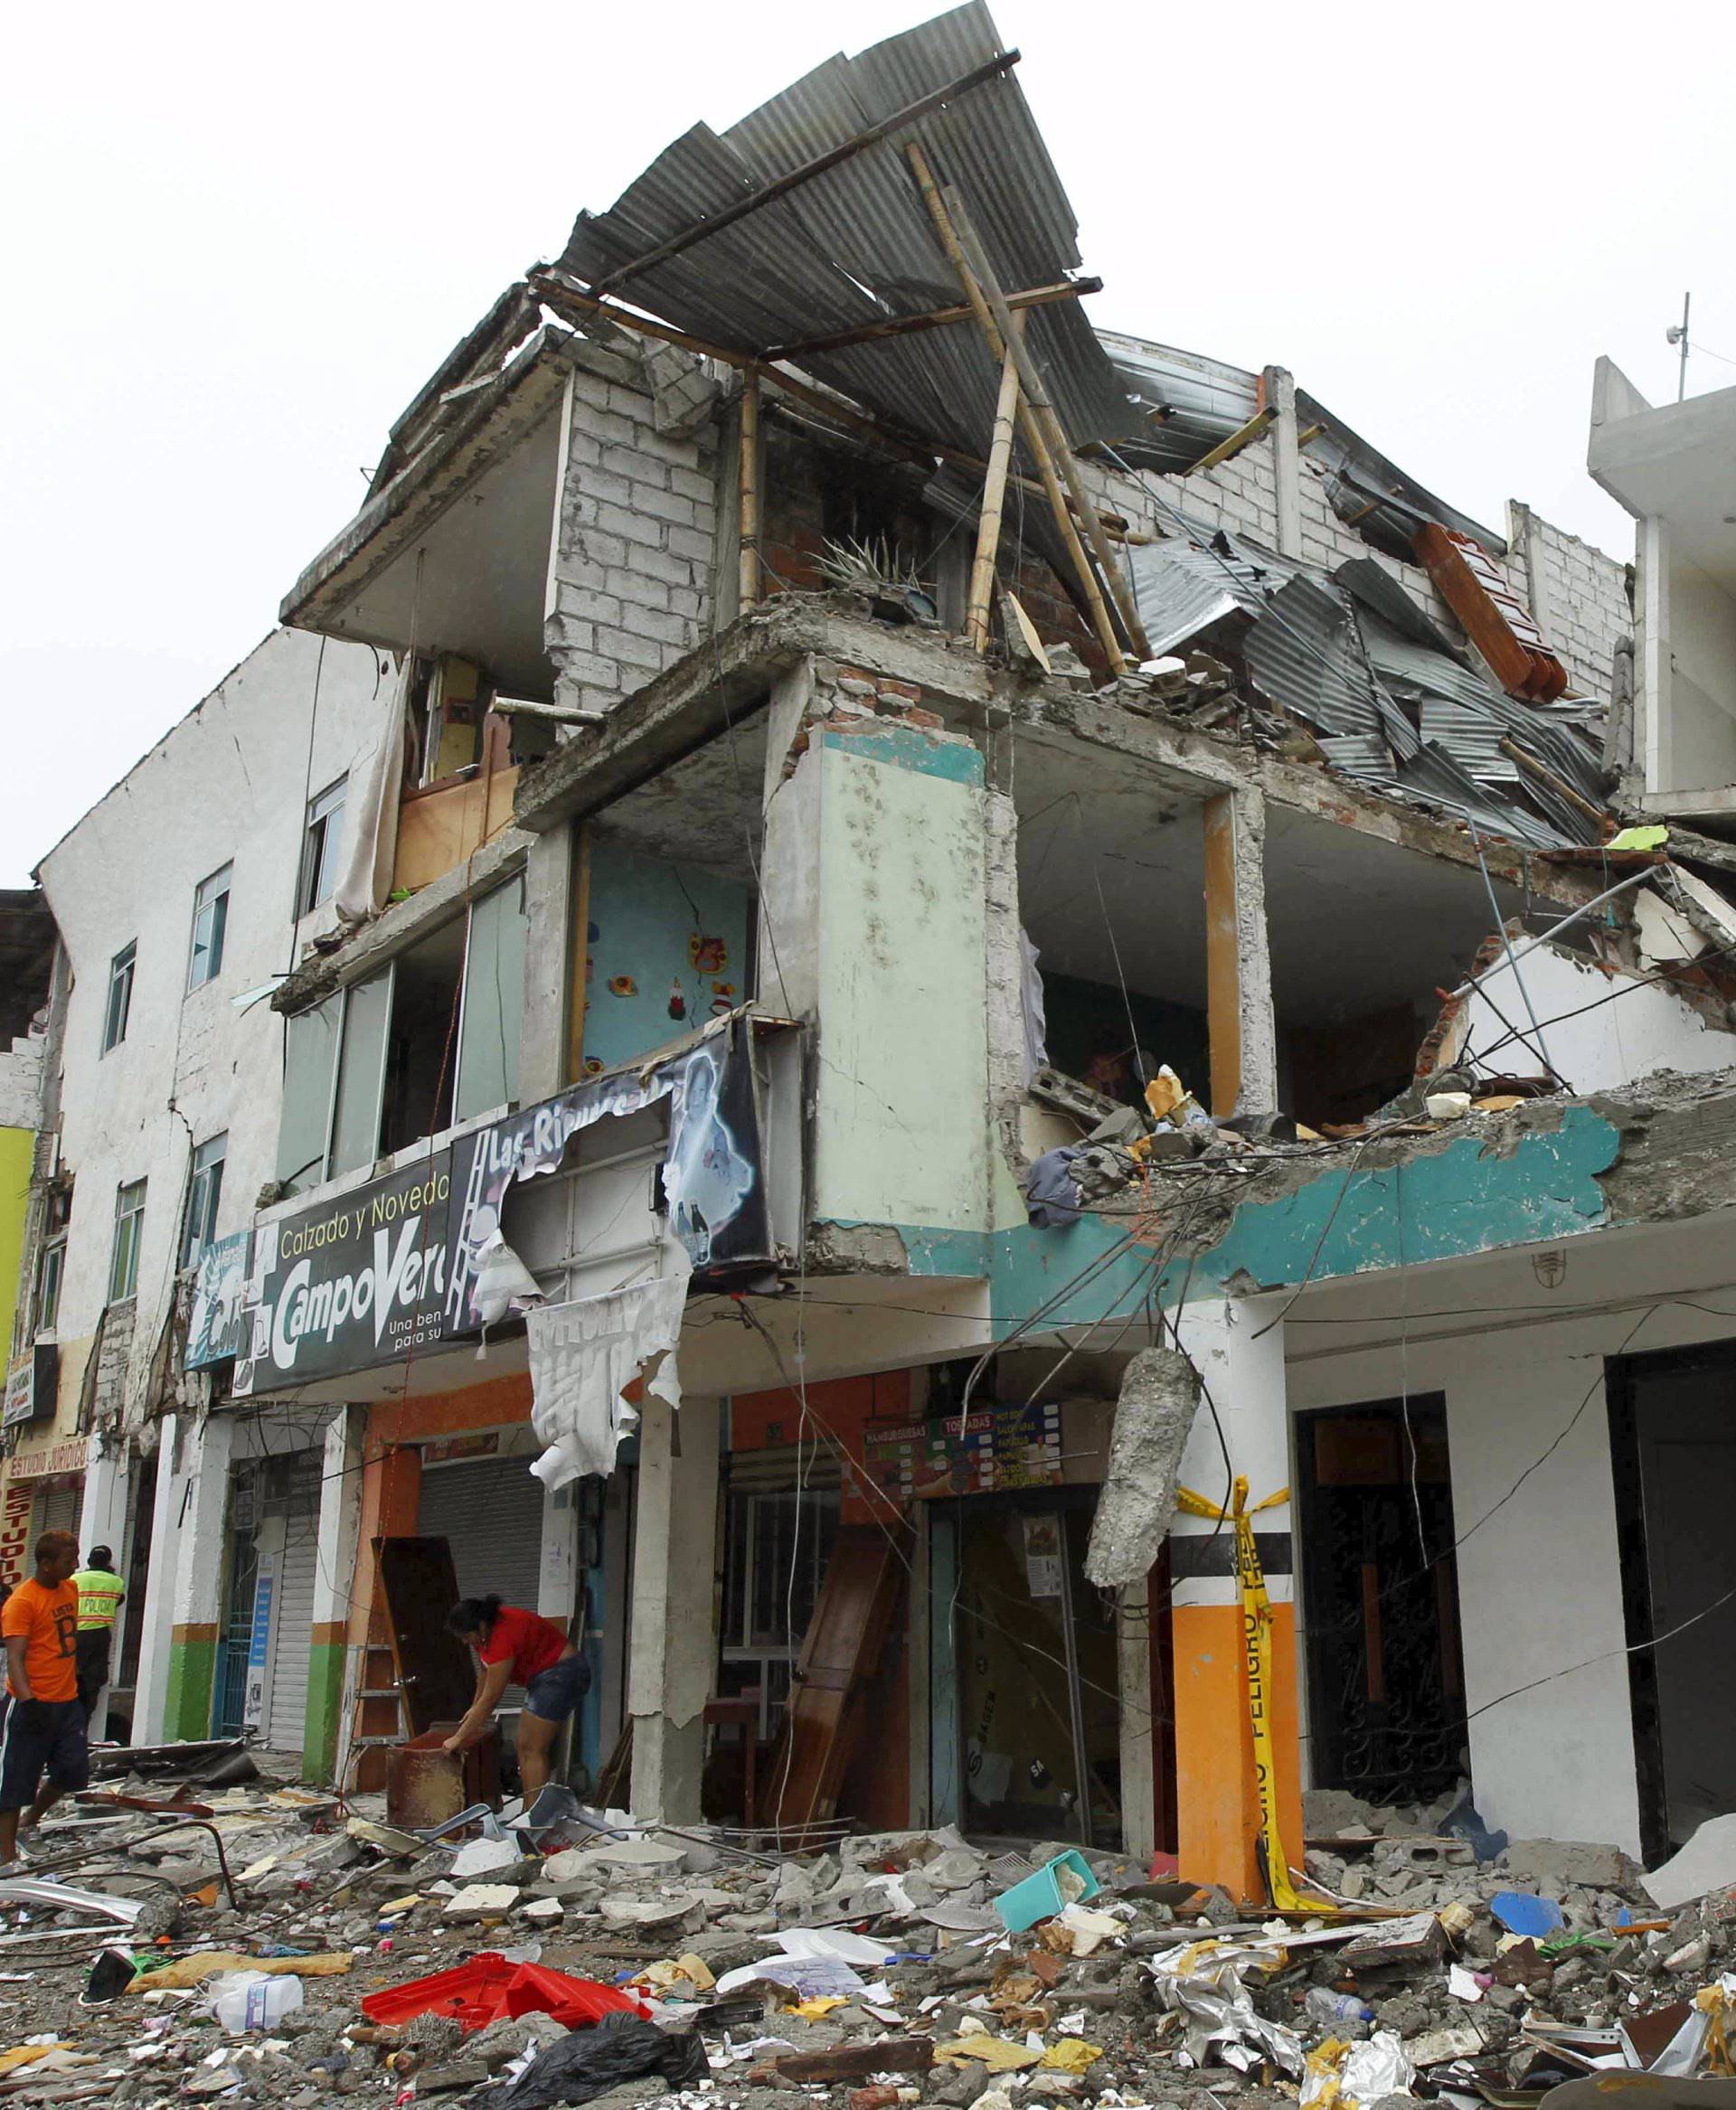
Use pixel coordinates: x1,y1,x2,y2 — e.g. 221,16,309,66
418,1456,547,1704
418,1456,545,1611
36,1485,79,1540
262,1455,323,1754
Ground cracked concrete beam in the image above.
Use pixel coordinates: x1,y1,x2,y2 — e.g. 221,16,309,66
1084,1347,1202,1588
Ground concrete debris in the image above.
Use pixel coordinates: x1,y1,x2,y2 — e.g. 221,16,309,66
1084,1348,1203,1587
9,1774,1736,2110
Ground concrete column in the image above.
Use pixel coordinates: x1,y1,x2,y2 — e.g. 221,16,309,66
1203,788,1278,1119
627,1394,721,1822
1117,1578,1156,1863
157,1411,240,1743
1264,365,1302,559
77,1438,129,1558
519,821,575,1104
77,1437,131,1740
1637,514,1670,797
131,1418,184,1744
1167,1296,1300,1901
306,1406,365,1784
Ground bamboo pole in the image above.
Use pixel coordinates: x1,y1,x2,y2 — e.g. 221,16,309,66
761,277,1098,362
967,330,1022,652
738,374,761,608
941,186,1152,661
903,146,1127,672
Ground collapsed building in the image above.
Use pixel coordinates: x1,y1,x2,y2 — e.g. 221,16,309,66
8,2,1736,1908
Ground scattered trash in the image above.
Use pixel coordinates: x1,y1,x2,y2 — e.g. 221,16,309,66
208,1970,306,2034
362,1955,647,2034
467,2011,707,2110
995,1850,1101,1933
1494,1889,1570,1938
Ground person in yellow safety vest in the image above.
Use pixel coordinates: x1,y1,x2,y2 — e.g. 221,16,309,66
70,1548,125,1722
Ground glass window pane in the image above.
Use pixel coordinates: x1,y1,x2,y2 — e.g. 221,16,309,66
110,1181,146,1302
183,1135,227,1267
330,969,392,1178
277,995,341,1193
103,944,135,1052
454,876,526,1122
303,778,346,913
190,868,231,989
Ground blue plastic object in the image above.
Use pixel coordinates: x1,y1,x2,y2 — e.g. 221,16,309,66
994,1849,1102,1934
1492,1889,1566,1939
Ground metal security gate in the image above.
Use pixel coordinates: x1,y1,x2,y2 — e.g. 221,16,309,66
417,1455,546,1705
35,1484,78,1542
417,1456,545,1612
265,1485,321,1752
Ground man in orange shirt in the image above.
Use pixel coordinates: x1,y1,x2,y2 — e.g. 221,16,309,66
1,1530,86,1865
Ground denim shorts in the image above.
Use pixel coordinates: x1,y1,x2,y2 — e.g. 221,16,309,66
522,1653,590,1724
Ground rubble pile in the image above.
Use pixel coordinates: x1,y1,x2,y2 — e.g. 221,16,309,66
4,1777,1734,2110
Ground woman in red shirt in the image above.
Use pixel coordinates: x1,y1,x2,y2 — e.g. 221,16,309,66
444,1596,589,1798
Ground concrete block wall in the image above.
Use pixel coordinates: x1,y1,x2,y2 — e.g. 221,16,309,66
1509,504,1632,703
546,344,719,717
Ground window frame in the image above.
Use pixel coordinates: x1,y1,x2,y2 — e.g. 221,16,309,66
181,1133,228,1270
299,776,347,917
187,863,232,992
108,1179,147,1304
102,941,137,1054
35,1239,65,1335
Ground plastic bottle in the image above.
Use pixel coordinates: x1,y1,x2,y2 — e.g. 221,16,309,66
1305,1987,1374,2027
210,1971,306,2034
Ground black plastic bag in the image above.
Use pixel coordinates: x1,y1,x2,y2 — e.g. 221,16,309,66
468,2012,709,2110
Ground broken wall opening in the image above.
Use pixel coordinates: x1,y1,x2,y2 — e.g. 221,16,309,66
1014,732,1212,1123
1263,809,1527,1130
575,711,767,1077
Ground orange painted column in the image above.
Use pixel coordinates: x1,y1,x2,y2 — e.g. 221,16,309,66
1168,1301,1303,1904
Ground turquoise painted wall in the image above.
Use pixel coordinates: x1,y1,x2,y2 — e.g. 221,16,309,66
581,837,751,1073
827,1102,1626,1336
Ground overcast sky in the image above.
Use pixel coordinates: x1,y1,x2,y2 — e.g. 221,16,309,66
4,0,1729,886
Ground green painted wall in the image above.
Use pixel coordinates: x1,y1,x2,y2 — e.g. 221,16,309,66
812,726,991,1233
162,1634,217,1743
303,1642,346,1784
0,1126,33,1366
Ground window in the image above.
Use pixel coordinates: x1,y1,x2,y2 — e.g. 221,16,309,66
188,864,231,991
35,1240,64,1334
718,1484,841,1738
300,777,346,915
109,1180,146,1303
181,1134,227,1268
276,877,527,1194
102,942,136,1053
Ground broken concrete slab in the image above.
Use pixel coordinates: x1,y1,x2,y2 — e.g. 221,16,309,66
1646,1814,1736,1909
1083,1348,1201,1588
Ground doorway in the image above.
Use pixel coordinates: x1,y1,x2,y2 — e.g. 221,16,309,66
1609,1341,1736,1865
1296,1399,1467,1805
950,1490,1121,1846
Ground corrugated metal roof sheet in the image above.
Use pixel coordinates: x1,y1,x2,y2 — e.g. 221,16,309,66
1125,518,1298,657
1127,519,1604,848
558,4,1136,466
1097,333,1260,476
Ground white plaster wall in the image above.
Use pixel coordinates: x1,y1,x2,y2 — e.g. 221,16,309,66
1661,547,1736,792
1288,1210,1736,1851
1464,941,1736,1094
36,627,385,1409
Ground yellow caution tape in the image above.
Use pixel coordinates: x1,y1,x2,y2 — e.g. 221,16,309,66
1175,1474,1328,1916
1695,1983,1731,2076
